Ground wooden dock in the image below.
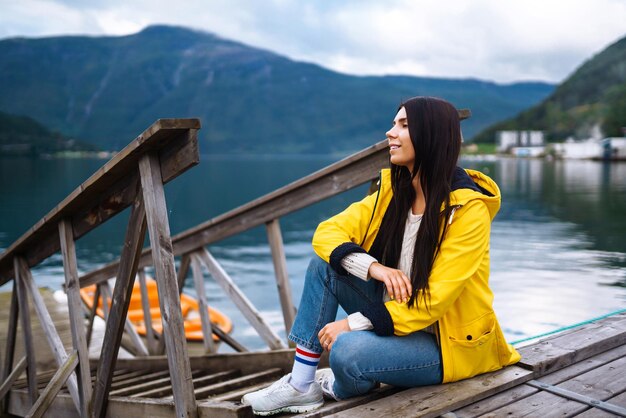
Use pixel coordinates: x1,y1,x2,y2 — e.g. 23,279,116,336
2,300,624,417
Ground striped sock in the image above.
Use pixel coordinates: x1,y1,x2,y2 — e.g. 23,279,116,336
289,345,322,393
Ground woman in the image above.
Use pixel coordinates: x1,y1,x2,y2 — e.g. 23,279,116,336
242,96,520,416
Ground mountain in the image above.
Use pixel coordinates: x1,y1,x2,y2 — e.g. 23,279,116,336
0,25,554,153
0,111,97,155
473,35,626,143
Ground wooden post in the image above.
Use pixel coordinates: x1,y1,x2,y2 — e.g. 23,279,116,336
137,269,157,355
16,257,81,412
139,152,197,418
59,219,93,417
177,254,191,292
195,248,286,349
92,192,147,418
1,281,19,412
265,219,296,337
190,255,216,353
14,258,38,406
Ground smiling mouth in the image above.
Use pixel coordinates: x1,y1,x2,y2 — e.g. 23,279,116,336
389,145,400,150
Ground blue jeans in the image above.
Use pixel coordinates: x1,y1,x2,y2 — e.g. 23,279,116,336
288,256,443,399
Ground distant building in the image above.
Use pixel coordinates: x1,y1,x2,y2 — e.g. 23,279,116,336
551,140,602,159
496,131,545,155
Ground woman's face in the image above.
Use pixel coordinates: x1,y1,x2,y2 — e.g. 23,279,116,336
386,107,415,169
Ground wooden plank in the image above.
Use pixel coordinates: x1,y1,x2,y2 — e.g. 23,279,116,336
9,389,179,418
131,370,240,398
191,254,216,353
198,401,252,418
482,356,626,417
0,119,200,286
14,258,38,405
0,356,26,401
518,314,626,375
295,385,403,418
109,370,172,390
139,152,197,418
138,269,157,355
195,248,285,350
111,370,225,397
59,219,93,417
329,366,533,418
1,281,19,409
92,192,147,418
114,349,319,375
25,351,78,418
17,257,82,412
265,219,296,336
80,139,390,287
453,342,626,417
180,368,283,400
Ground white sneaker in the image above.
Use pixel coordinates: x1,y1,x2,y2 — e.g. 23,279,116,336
315,368,340,401
241,374,324,416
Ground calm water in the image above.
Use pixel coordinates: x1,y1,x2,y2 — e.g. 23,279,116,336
1,155,625,350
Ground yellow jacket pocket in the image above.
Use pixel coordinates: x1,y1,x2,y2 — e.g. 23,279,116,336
447,312,500,381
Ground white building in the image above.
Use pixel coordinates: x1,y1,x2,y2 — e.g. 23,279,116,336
497,131,545,153
551,140,602,159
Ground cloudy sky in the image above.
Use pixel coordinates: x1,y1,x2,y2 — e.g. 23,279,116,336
1,0,625,84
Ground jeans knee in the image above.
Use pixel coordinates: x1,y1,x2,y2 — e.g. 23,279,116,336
330,333,359,374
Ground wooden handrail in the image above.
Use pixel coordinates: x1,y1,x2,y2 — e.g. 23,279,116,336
0,118,200,285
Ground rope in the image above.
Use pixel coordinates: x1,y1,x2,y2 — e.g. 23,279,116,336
511,308,626,346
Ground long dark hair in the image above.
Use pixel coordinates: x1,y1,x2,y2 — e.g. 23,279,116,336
376,96,461,308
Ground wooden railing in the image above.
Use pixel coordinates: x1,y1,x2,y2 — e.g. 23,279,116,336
0,119,201,418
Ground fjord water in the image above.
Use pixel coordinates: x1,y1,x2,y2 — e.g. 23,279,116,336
1,155,624,350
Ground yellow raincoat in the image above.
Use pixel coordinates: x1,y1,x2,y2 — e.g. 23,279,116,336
312,168,520,383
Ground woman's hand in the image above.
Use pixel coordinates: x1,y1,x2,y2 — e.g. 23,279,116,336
368,262,413,303
318,319,350,351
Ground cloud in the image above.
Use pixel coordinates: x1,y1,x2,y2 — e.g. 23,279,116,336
0,0,624,83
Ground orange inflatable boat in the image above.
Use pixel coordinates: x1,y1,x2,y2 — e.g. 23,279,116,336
80,276,232,342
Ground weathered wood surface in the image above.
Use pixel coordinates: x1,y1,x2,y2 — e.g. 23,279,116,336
25,350,77,418
265,219,296,336
139,152,197,418
480,356,626,417
59,218,92,417
0,118,200,285
453,343,626,417
329,366,533,418
0,356,26,401
517,313,626,375
452,312,626,417
191,256,216,353
14,260,38,405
